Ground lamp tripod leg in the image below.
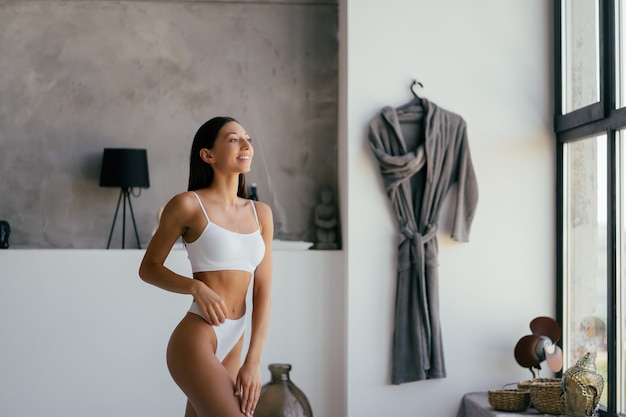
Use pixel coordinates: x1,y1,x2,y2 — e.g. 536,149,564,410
126,191,141,249
122,190,127,249
106,189,124,249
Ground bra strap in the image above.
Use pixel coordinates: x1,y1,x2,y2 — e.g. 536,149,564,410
191,191,210,222
250,200,260,227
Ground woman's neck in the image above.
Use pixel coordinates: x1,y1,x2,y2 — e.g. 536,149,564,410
208,174,241,205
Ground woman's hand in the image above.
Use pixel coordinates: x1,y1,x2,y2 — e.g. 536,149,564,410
235,361,262,416
191,280,228,325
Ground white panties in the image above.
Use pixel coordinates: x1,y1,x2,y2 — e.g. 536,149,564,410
188,301,246,361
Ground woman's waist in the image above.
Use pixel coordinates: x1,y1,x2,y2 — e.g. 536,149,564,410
192,272,250,317
193,269,252,285
189,301,247,322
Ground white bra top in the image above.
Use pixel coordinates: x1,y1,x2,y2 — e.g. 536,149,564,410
184,192,265,274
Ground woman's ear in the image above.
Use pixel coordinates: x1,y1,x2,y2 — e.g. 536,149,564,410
200,148,214,163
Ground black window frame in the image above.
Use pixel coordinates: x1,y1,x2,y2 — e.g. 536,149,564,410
555,1,623,416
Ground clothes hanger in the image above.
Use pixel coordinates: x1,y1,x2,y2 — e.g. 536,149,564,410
410,80,424,101
396,80,425,114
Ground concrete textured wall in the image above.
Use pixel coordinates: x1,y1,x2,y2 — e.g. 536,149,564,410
0,0,338,248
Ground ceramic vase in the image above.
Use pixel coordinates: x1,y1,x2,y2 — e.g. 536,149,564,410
255,363,313,417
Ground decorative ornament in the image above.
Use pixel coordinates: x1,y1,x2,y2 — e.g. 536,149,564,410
562,352,604,417
514,316,563,377
255,363,313,417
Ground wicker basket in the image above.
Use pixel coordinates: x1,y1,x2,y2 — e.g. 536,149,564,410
517,377,561,391
528,380,564,414
488,389,531,412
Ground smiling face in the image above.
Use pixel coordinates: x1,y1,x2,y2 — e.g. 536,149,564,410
203,121,254,174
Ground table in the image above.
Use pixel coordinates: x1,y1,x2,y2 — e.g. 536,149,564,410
457,392,550,417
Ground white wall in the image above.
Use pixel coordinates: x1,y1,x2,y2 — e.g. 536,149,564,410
0,249,345,417
343,1,554,417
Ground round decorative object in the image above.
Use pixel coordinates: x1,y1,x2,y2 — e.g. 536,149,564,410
562,352,604,417
514,317,563,375
255,363,313,417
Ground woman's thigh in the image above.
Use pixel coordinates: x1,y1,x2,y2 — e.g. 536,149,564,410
167,314,243,417
222,335,244,382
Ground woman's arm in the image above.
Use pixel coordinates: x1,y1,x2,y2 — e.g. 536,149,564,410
246,201,274,364
139,193,208,302
236,201,274,415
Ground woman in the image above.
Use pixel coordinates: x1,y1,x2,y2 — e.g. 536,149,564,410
139,116,273,417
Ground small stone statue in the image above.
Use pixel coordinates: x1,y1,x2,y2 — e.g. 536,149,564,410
313,187,338,249
562,352,604,417
0,220,10,249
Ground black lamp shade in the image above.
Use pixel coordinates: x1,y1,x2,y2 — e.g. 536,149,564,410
100,148,150,188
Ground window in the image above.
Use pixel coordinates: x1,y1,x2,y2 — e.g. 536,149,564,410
556,1,626,415
562,134,609,406
562,0,600,114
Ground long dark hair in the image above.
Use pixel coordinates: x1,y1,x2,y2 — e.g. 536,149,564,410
187,116,248,198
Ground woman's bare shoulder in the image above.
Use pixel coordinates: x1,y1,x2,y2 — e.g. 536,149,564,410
163,191,201,218
251,200,272,216
251,200,273,231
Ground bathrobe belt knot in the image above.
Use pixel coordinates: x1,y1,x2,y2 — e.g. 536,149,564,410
400,223,437,270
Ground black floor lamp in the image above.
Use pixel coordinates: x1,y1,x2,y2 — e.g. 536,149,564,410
99,148,150,249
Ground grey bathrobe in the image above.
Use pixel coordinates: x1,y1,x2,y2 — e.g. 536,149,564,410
369,99,478,384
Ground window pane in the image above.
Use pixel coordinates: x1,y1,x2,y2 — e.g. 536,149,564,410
618,0,626,108
563,135,608,408
562,0,600,114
